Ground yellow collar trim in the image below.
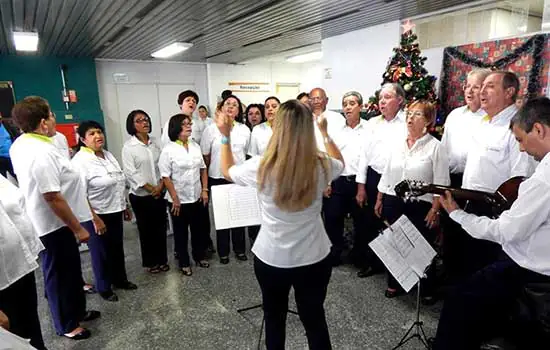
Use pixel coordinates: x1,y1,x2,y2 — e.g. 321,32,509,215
25,133,52,143
482,114,491,122
176,140,188,146
81,146,95,154
266,121,272,128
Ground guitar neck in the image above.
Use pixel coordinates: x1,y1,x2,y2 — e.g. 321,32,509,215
423,185,496,202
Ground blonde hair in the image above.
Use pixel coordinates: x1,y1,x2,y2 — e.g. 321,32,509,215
258,100,329,212
407,100,436,128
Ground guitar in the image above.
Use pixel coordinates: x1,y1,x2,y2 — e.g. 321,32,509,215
394,176,525,218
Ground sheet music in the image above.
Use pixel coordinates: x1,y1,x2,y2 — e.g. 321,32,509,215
211,184,261,230
370,232,419,292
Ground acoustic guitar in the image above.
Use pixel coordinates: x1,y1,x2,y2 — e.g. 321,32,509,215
394,176,525,218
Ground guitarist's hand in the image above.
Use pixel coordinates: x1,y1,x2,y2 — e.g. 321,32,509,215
439,191,459,214
425,208,440,229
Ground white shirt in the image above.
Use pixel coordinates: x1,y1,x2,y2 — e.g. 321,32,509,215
356,110,407,183
72,148,127,214
121,136,163,197
0,175,44,291
161,119,171,147
158,141,206,204
192,116,214,144
229,156,344,268
9,134,92,237
332,119,368,176
51,131,71,159
441,105,485,174
378,133,450,203
248,122,273,157
450,152,550,276
201,122,251,179
462,105,534,192
314,110,346,152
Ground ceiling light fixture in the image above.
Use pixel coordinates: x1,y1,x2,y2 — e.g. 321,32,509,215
151,42,193,58
13,32,39,52
286,51,322,63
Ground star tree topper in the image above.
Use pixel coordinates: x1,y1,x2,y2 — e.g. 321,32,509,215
401,19,416,33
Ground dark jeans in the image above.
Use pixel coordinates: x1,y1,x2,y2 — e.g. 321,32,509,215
0,156,15,179
254,256,333,350
168,200,206,267
129,194,168,268
0,272,46,349
323,175,366,260
39,226,86,335
381,195,437,293
433,253,550,350
87,212,129,293
209,177,245,257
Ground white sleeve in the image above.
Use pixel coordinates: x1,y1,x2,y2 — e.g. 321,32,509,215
377,152,393,194
243,127,251,156
161,120,171,147
228,157,261,187
329,157,344,181
31,153,61,193
450,177,550,244
201,126,213,156
248,128,259,157
122,145,147,191
158,148,172,178
432,143,451,187
356,135,371,184
70,155,89,194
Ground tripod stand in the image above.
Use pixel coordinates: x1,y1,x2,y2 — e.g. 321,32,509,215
392,279,430,350
237,303,298,350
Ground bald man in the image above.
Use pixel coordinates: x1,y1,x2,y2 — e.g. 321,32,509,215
309,88,346,152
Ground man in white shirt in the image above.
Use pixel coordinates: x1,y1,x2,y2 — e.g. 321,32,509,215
161,90,199,146
433,97,550,350
323,91,368,266
308,88,346,152
449,71,534,281
441,68,491,188
354,83,406,277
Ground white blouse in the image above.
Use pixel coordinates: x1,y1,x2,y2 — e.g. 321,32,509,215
158,141,206,204
229,155,344,268
201,122,250,179
72,147,127,214
0,175,44,291
121,136,163,197
9,134,92,237
248,122,272,157
378,133,450,203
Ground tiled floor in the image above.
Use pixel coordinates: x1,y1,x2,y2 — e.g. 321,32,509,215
36,222,441,350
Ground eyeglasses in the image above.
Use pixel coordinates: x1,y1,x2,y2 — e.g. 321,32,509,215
182,121,193,127
309,97,324,102
462,84,482,92
134,118,149,124
406,111,425,118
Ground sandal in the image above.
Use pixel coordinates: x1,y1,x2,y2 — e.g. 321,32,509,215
181,267,192,276
159,264,170,272
148,266,161,274
197,260,210,268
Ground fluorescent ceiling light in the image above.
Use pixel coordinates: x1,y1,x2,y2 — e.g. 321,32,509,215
286,51,322,63
151,42,193,58
13,32,39,52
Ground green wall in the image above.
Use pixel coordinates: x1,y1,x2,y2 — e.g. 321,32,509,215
0,56,103,125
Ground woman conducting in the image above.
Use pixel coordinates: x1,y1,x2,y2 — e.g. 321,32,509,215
9,96,100,340
375,100,450,301
159,114,210,276
217,99,344,350
122,110,169,274
72,121,137,302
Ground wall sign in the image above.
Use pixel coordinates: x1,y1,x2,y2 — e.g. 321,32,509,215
228,82,270,92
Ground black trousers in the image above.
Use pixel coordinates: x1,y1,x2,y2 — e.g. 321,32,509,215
209,177,245,257
87,212,129,293
40,226,86,335
129,194,168,268
323,175,365,260
248,225,260,245
0,272,46,350
168,200,206,267
353,167,385,270
199,200,214,250
0,156,15,179
254,256,332,350
433,253,550,350
381,195,437,292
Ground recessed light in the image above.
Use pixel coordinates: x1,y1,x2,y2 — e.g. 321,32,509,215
286,51,322,63
151,42,193,58
13,32,39,52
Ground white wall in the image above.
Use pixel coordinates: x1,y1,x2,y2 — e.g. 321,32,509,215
95,60,208,161
321,21,401,110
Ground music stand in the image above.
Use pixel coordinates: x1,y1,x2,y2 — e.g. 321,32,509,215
237,303,299,350
392,271,431,350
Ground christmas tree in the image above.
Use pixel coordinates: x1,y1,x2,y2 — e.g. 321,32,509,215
364,20,437,119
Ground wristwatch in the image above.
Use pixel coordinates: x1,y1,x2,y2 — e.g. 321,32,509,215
221,136,230,145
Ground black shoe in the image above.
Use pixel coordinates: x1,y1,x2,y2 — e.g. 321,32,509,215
236,253,248,261
114,281,138,290
63,328,91,340
82,310,101,322
220,257,229,264
421,295,438,306
357,267,379,278
99,290,118,302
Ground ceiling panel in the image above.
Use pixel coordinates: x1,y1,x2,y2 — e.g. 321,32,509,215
0,0,485,63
